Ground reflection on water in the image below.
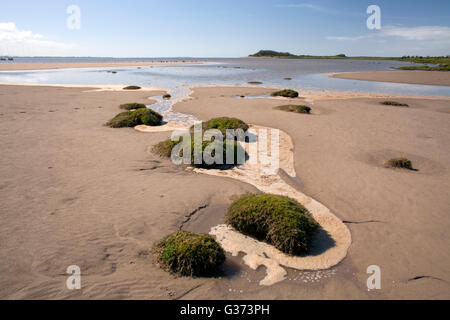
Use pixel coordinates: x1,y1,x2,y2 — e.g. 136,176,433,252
1,58,449,123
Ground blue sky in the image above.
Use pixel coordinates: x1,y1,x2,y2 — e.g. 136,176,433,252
1,0,449,57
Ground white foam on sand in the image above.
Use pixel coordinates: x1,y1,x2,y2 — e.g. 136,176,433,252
134,122,190,133
194,125,351,286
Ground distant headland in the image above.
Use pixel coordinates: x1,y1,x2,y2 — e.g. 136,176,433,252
249,50,347,59
248,50,450,71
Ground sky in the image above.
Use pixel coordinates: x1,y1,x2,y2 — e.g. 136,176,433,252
0,0,449,57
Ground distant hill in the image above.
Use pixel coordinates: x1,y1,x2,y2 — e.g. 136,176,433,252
249,50,296,57
248,50,348,59
248,50,449,70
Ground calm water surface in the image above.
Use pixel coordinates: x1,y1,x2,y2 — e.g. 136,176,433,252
1,58,449,122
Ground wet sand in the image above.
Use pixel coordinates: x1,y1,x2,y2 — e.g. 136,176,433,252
0,61,202,71
0,84,449,299
175,86,450,299
331,71,450,86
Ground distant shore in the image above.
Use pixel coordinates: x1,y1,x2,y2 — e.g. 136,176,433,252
331,71,450,86
0,60,202,71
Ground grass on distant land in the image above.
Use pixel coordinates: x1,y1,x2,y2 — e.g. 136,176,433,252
107,108,162,128
385,157,414,170
274,105,311,114
249,50,450,71
123,85,141,90
271,89,299,98
119,103,147,110
248,81,263,85
283,77,292,80
226,194,319,255
397,65,450,71
380,101,409,107
153,230,225,276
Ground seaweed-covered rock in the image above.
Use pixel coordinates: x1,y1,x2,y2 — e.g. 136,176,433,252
380,101,409,107
153,136,245,169
226,194,319,254
123,85,141,90
119,103,147,110
153,231,225,276
271,89,299,98
198,117,249,135
107,108,162,128
152,117,249,168
274,105,311,114
385,157,413,170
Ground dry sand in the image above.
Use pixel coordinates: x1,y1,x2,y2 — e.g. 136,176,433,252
0,84,449,299
331,71,450,86
0,61,202,71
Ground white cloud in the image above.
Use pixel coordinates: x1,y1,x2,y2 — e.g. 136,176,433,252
275,3,362,16
326,25,450,56
326,35,373,41
381,25,450,41
327,25,450,42
276,3,321,9
0,22,78,56
275,3,339,14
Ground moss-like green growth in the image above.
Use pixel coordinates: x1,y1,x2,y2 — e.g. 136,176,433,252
248,81,263,85
385,157,413,170
275,104,311,114
199,117,249,135
107,108,162,128
226,194,319,255
152,139,179,158
123,85,141,90
380,101,409,107
163,94,171,100
153,136,245,169
152,117,248,168
397,65,450,71
119,103,147,110
153,230,225,276
271,89,299,98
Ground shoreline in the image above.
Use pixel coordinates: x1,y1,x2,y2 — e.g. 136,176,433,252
0,60,203,71
331,71,450,87
0,82,168,92
2,81,450,101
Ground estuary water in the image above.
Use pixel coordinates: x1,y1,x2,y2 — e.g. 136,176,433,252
1,57,449,123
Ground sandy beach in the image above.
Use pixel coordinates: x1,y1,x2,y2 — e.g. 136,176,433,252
0,82,449,299
331,71,450,86
0,61,202,71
